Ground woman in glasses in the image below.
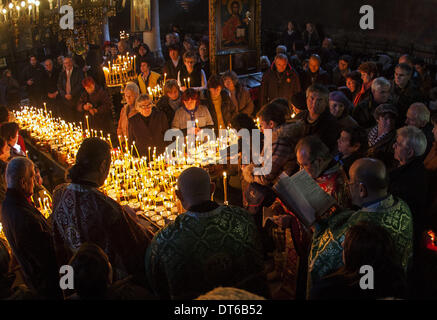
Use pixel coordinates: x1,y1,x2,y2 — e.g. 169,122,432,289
128,94,169,156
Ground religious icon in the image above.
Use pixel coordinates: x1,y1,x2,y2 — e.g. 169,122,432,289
131,0,151,32
221,0,249,47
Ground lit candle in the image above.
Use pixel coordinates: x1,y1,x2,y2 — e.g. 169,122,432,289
85,115,90,133
187,77,190,88
223,171,228,205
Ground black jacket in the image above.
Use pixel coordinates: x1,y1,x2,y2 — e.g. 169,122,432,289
389,157,429,224
300,68,331,92
21,63,44,100
128,109,169,156
352,95,380,129
57,67,84,103
1,188,62,299
162,58,183,81
156,95,180,127
260,64,301,106
367,130,397,169
42,68,60,96
202,89,237,132
299,109,341,152
391,81,424,126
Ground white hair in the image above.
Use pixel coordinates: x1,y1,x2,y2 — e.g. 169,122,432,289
408,102,430,127
397,125,427,157
124,82,140,96
6,157,34,189
371,77,391,92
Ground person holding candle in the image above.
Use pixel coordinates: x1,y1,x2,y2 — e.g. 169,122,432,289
171,88,213,135
117,81,140,139
177,51,207,92
128,94,169,157
156,79,182,127
51,137,151,283
77,76,114,134
145,167,268,300
162,44,183,81
136,59,161,96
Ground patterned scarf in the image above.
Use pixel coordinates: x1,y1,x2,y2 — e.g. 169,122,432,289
368,126,389,147
182,104,199,121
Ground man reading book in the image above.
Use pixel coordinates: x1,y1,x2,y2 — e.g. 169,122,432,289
308,158,413,294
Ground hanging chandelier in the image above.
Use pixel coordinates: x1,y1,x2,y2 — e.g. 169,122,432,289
0,0,41,24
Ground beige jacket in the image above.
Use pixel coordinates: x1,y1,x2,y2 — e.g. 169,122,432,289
117,104,138,138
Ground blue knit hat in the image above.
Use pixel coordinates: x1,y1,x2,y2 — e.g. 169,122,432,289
329,90,353,112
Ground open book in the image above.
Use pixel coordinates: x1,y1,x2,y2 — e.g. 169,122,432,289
266,171,337,228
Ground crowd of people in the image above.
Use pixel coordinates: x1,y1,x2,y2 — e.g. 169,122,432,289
0,21,436,300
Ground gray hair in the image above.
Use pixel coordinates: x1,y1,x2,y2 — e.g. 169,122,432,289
306,83,330,102
397,125,427,157
164,79,180,95
371,77,391,92
408,102,430,127
6,157,34,189
124,81,140,96
135,94,152,107
274,53,288,62
276,45,287,54
222,70,239,86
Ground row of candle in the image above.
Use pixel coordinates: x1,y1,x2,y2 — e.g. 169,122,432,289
13,106,238,228
103,53,137,87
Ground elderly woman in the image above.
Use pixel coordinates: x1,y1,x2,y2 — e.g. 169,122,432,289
117,82,140,138
328,91,358,130
367,104,398,168
77,76,113,133
171,88,213,135
155,79,182,127
222,70,254,117
128,94,169,156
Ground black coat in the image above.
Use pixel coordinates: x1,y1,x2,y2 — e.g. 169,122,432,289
128,109,169,156
389,157,429,225
202,89,237,132
21,63,44,102
352,95,380,129
42,68,60,96
391,81,424,126
367,130,397,169
299,109,341,152
1,188,62,299
300,68,331,92
57,67,84,104
282,30,301,53
162,58,183,81
156,95,179,127
260,64,301,106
